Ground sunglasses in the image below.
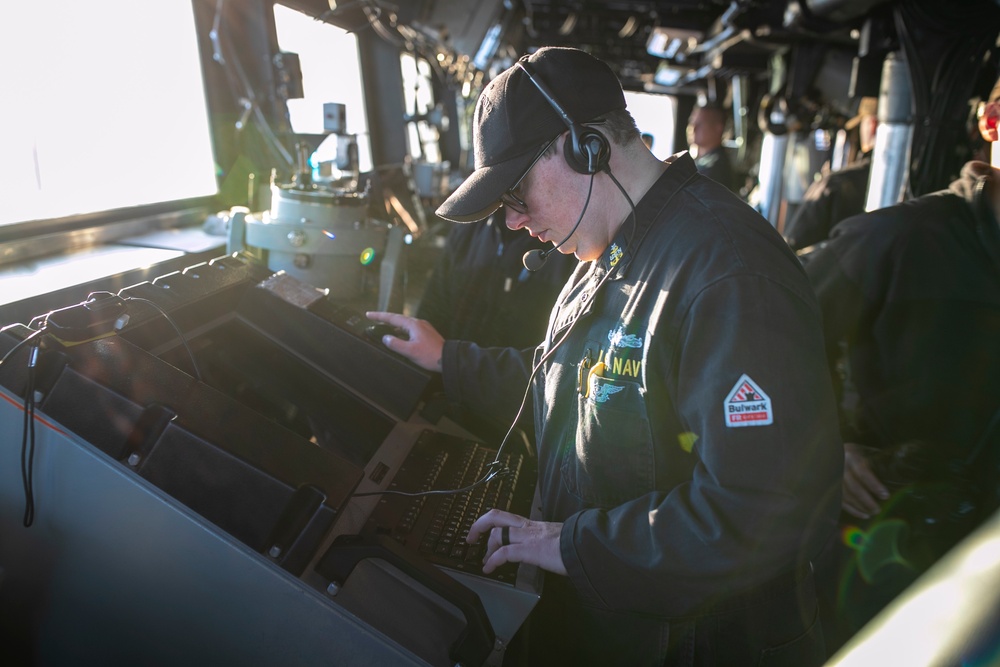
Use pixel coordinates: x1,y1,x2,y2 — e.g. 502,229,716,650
500,136,557,214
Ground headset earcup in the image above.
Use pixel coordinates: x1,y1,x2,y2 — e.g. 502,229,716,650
563,127,610,174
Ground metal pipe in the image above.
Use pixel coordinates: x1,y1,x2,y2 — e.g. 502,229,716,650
865,51,914,211
756,132,789,227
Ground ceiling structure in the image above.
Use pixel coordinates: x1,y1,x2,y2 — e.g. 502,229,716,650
412,0,880,92
304,0,998,195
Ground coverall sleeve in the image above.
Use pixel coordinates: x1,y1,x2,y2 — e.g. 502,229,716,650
441,340,538,431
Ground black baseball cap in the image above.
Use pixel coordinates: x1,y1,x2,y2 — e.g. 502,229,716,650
436,47,626,223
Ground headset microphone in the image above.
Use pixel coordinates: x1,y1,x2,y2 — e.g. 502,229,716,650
522,248,550,272
521,180,592,271
522,217,581,271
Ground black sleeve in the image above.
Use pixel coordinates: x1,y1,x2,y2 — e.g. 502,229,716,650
803,213,893,442
784,178,836,251
802,224,869,362
416,232,461,337
442,340,536,429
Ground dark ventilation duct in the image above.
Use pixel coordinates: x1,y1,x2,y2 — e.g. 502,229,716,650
805,0,892,23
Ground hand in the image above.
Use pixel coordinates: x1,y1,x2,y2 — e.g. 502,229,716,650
365,311,445,372
842,441,890,519
466,509,567,576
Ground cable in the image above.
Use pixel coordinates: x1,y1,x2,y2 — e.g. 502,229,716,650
79,290,202,382
525,172,596,270
353,162,638,501
0,323,48,528
115,294,204,383
606,167,639,252
10,284,201,526
20,329,43,528
481,165,637,472
21,345,37,527
0,328,45,369
352,463,510,498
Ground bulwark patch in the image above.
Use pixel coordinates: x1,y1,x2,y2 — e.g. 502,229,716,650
724,374,773,427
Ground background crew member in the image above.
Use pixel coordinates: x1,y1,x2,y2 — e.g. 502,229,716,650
687,102,740,194
369,47,842,665
784,97,878,252
804,80,1000,649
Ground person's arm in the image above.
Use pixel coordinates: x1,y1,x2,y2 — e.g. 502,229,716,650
802,217,871,375
415,230,462,337
558,274,844,618
805,216,894,516
784,177,836,251
366,311,537,426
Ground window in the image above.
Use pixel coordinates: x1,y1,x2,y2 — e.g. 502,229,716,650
624,91,677,160
0,1,218,227
273,4,371,173
400,53,442,163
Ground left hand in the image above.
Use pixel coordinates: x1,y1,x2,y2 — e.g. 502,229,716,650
365,311,445,372
466,509,567,576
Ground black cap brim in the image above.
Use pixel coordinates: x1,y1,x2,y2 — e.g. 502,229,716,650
435,147,538,223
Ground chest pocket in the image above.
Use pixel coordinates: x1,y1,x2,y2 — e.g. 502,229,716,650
562,374,655,507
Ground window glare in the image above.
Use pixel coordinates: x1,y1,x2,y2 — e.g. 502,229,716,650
0,1,218,226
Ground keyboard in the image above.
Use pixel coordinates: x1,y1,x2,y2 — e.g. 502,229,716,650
362,430,536,584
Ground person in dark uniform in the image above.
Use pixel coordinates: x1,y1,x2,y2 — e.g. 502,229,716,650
369,47,842,666
783,97,878,251
687,103,740,193
804,156,1000,648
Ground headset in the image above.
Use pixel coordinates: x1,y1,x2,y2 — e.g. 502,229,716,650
516,59,611,271
515,59,611,175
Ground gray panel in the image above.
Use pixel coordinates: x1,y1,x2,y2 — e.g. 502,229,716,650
0,392,442,666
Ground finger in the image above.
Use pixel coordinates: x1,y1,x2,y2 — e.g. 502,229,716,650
842,485,873,518
845,453,889,498
465,514,494,544
483,525,519,574
489,525,509,551
857,468,890,501
380,334,404,351
470,526,505,570
844,446,889,503
465,518,494,545
365,311,408,327
843,476,881,517
842,499,871,520
482,542,515,574
467,509,520,545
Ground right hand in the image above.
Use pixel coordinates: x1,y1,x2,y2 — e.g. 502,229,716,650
842,441,890,519
466,510,567,576
365,311,445,372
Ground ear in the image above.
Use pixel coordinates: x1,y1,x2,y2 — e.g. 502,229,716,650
978,100,1000,143
859,115,879,151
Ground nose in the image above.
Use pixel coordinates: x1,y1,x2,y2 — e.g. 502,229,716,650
505,207,529,231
